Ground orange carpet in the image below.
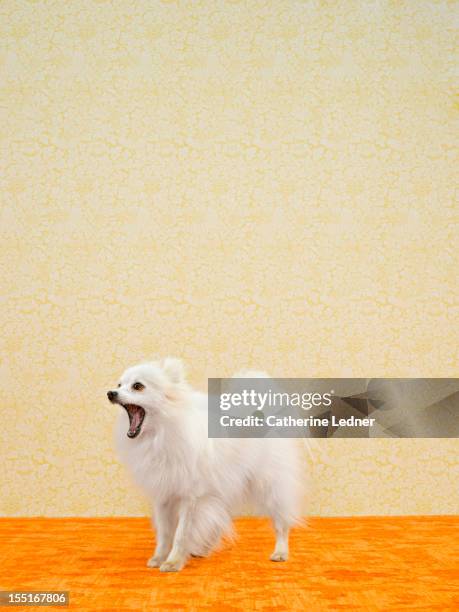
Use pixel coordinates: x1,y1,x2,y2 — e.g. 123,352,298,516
0,517,458,611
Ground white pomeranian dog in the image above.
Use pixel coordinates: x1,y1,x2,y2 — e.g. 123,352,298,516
107,358,304,572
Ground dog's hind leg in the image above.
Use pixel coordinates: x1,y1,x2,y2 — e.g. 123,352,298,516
270,515,290,562
261,474,301,562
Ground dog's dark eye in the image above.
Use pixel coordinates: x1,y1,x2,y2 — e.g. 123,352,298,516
132,382,144,391
117,383,121,388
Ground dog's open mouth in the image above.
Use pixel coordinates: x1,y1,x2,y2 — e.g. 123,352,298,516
122,404,146,438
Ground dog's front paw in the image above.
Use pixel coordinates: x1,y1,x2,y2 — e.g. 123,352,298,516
160,559,184,572
270,551,288,562
147,555,164,568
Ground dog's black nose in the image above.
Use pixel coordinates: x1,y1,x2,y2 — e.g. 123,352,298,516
107,390,117,402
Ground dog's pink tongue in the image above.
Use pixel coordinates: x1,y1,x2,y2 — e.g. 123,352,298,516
129,408,142,434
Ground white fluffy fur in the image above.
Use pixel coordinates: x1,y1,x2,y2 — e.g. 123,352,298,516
110,358,304,572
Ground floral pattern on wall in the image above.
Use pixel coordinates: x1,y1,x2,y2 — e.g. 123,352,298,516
0,0,457,516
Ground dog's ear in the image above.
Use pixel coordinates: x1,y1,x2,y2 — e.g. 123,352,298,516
162,357,185,384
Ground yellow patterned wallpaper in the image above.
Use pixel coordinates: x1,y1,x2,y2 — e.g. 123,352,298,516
1,1,458,517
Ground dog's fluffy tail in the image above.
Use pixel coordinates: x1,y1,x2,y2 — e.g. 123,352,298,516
188,496,234,557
